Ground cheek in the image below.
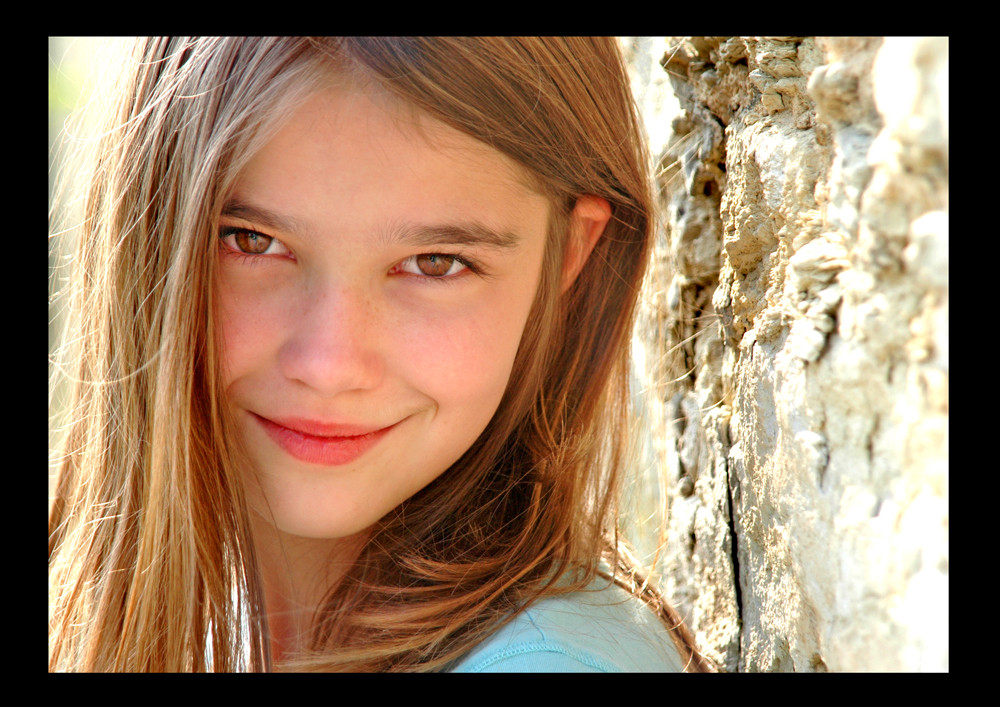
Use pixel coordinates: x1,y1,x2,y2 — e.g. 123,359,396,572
392,291,534,412
398,309,520,392
214,280,284,385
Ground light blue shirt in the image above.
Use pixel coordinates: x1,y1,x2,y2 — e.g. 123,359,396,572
449,577,686,672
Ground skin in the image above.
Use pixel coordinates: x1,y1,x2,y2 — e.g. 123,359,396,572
214,78,609,658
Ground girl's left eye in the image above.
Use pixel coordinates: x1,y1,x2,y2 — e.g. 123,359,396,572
394,254,472,278
219,227,291,258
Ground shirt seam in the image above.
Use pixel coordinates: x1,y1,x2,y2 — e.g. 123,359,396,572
460,640,620,673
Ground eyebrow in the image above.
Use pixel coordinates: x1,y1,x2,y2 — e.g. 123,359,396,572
221,197,524,251
381,221,522,251
220,198,310,236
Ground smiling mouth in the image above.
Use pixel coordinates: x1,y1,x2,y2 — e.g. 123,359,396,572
251,413,400,466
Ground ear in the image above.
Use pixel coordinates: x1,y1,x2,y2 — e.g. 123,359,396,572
561,195,611,293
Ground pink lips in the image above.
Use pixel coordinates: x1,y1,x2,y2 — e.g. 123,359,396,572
252,413,398,466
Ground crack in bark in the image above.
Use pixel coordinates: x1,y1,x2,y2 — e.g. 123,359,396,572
724,454,743,661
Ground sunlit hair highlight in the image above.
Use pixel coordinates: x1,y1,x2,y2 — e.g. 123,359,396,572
49,37,710,672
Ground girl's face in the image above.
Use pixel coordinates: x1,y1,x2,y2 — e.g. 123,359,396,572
216,81,551,540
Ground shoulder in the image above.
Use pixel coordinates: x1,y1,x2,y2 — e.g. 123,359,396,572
448,578,687,673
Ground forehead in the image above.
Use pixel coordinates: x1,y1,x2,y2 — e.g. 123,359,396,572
237,80,548,217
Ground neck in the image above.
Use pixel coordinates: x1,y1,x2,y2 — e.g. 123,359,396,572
251,515,367,663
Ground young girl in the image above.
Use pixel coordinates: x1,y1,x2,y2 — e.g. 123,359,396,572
48,36,710,672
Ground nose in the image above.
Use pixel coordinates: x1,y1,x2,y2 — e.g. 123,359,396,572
278,282,385,396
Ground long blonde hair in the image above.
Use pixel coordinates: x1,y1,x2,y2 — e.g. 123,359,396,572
49,37,708,672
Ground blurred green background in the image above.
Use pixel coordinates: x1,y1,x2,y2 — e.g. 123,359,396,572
49,37,108,353
49,38,125,497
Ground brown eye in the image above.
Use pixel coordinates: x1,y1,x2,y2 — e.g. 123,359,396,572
219,227,290,260
415,254,458,277
391,253,473,279
234,230,273,254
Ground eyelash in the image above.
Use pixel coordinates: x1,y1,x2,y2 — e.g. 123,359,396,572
217,226,486,280
218,226,291,263
393,253,483,281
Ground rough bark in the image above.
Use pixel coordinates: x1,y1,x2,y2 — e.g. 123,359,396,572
622,36,948,672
